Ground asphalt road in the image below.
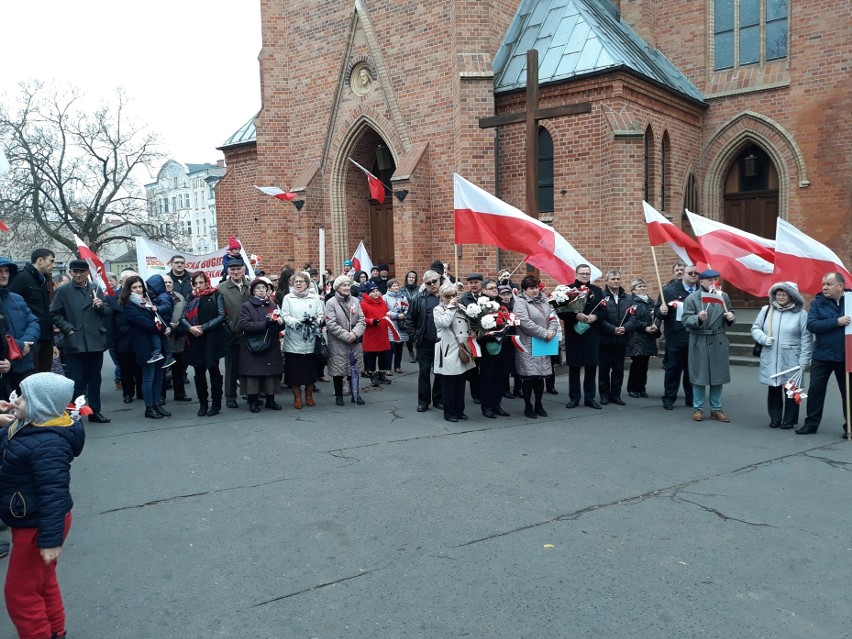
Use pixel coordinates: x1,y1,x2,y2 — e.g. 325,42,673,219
2,361,851,639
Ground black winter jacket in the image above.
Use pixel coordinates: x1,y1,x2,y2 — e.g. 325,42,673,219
0,416,85,547
8,263,52,343
807,291,850,362
598,287,633,347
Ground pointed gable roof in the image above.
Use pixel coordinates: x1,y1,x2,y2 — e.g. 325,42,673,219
493,0,705,104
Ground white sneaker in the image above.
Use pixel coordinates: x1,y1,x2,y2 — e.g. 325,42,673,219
147,353,165,364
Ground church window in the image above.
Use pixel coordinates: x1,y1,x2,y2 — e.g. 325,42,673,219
537,127,554,214
644,126,654,205
660,132,671,212
713,0,788,70
683,173,698,216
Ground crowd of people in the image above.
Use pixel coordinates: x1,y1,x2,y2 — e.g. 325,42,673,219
0,242,850,638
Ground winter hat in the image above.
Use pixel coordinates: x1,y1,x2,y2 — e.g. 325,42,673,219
343,260,353,267
333,275,352,291
227,236,241,250
249,278,268,295
429,260,445,275
378,263,389,272
67,259,89,272
497,285,513,294
362,280,378,293
19,372,75,425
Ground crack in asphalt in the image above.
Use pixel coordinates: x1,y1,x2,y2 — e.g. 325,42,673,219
249,567,380,608
327,450,359,467
800,452,852,471
669,492,775,527
389,407,405,423
455,445,834,547
98,476,297,514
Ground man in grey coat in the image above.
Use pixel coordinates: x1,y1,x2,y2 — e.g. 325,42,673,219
49,259,112,422
682,269,735,423
217,258,250,408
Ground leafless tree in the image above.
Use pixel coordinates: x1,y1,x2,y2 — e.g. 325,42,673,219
0,81,170,257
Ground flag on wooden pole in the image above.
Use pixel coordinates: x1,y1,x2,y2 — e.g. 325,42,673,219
643,201,705,265
73,234,114,295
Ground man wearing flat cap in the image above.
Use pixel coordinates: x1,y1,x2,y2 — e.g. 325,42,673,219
50,259,112,422
218,257,250,408
682,269,735,423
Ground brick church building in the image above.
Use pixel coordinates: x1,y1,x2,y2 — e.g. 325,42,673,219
215,0,850,305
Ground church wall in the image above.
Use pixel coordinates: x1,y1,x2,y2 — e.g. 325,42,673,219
640,0,852,262
216,143,258,252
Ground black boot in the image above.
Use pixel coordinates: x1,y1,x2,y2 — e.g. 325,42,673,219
524,403,537,418
206,402,221,416
145,407,163,419
534,402,548,417
265,396,283,410
377,371,392,385
248,394,260,413
197,403,209,417
370,372,380,387
154,404,171,417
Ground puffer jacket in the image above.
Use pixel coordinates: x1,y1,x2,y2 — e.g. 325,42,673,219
0,417,85,547
807,291,850,362
146,274,174,324
598,287,633,346
751,282,812,386
0,285,41,375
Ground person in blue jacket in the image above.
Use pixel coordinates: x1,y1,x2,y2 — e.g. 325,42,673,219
144,274,176,369
0,372,85,639
797,272,852,435
0,256,40,397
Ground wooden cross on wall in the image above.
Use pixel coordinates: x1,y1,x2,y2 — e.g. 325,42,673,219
479,49,592,220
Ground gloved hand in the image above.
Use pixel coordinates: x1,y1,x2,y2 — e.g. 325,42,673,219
372,318,380,326
764,336,773,346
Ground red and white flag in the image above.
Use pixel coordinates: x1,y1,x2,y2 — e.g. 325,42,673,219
467,337,483,358
351,240,373,275
348,158,386,204
454,174,601,283
773,218,852,295
701,290,726,307
510,334,529,353
643,201,705,266
685,210,775,297
73,234,114,295
254,185,298,202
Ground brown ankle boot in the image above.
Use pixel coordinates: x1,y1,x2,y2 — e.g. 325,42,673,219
305,386,315,406
293,386,303,409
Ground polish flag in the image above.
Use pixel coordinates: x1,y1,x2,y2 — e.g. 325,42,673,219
773,218,852,295
510,334,529,353
348,158,386,204
381,317,401,341
73,234,114,295
254,186,298,202
643,201,705,266
454,174,601,283
467,337,483,358
685,210,775,297
351,240,373,275
701,291,726,307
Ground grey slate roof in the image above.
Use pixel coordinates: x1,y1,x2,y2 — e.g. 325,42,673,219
219,112,258,149
493,0,705,104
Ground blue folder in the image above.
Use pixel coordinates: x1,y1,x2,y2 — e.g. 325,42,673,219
531,336,559,356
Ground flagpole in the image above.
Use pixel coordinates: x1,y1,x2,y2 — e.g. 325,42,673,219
508,259,526,280
454,244,459,285
650,245,667,306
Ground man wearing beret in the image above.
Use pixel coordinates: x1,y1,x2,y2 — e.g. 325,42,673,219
681,269,735,423
49,259,112,422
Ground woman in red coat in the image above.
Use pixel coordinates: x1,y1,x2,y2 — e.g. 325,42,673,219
360,281,391,386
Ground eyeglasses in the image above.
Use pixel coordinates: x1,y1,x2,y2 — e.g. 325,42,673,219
484,286,497,291
425,279,439,286
576,272,591,277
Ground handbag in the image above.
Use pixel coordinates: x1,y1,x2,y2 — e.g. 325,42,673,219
456,336,472,364
313,335,329,363
752,305,773,357
4,335,23,361
574,321,591,335
243,328,274,354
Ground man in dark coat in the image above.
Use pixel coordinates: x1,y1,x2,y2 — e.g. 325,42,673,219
50,259,111,422
459,273,484,404
597,270,632,405
404,270,443,412
9,248,55,373
371,263,390,294
560,264,604,409
167,254,193,301
797,272,851,435
217,258,250,408
655,266,700,410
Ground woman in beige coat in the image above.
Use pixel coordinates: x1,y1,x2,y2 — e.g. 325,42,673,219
433,283,476,423
324,276,366,406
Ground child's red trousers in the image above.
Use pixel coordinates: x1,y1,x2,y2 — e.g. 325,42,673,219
4,512,71,639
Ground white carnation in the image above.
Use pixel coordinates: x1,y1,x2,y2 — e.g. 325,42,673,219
477,296,491,306
465,303,482,317
480,314,497,330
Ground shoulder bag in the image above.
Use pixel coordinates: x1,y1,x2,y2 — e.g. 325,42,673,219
752,305,773,357
244,328,274,354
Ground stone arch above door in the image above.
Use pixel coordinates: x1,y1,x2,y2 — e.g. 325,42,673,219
702,111,809,221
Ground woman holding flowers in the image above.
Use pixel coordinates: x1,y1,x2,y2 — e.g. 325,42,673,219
239,279,286,413
514,275,559,418
477,279,515,418
625,278,660,398
281,271,325,409
433,282,477,422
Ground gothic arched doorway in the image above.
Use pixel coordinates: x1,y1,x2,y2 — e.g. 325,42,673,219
722,143,778,306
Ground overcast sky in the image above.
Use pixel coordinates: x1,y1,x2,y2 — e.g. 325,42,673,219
1,0,261,175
